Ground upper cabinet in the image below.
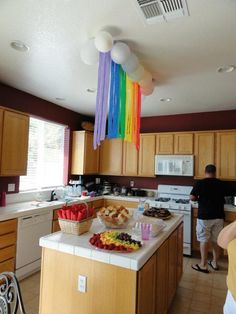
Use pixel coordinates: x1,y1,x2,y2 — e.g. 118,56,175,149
71,131,99,175
123,141,138,176
99,138,123,175
194,132,215,179
156,133,174,154
216,131,236,180
174,133,193,154
138,134,156,177
0,109,29,176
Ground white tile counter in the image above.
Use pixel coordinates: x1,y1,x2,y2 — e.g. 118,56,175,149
39,213,183,271
0,194,154,222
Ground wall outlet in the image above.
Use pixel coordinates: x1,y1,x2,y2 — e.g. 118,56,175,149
130,180,134,187
95,177,101,184
78,275,87,293
8,183,15,192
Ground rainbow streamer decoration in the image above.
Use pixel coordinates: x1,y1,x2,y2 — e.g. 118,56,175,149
94,53,141,150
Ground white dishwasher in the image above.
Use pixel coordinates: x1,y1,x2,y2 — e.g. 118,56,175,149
16,211,53,278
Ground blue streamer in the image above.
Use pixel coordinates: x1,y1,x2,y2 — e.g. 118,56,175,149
108,61,120,138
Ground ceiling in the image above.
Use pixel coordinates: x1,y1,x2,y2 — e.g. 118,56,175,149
0,0,236,117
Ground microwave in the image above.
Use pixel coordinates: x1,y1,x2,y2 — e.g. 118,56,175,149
155,155,194,176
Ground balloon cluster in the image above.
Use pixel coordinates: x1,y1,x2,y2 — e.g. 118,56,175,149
80,31,154,96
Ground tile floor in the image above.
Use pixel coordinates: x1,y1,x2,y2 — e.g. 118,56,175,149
18,256,228,314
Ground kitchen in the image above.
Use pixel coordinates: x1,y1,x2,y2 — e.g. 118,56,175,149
1,0,236,313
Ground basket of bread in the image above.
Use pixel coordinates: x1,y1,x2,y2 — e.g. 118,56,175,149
97,205,132,229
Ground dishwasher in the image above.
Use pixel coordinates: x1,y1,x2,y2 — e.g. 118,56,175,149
16,211,53,278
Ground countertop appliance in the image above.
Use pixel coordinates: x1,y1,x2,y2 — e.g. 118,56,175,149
146,184,192,256
155,155,194,176
16,211,53,279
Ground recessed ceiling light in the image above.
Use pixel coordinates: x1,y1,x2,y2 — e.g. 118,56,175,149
87,88,96,93
217,65,235,73
55,97,65,101
160,98,172,102
10,40,29,52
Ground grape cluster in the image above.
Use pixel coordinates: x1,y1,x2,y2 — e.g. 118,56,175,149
117,233,142,247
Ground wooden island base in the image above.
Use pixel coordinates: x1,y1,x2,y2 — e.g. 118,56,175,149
39,223,183,314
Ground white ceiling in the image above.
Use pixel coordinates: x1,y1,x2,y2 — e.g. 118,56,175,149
0,0,236,117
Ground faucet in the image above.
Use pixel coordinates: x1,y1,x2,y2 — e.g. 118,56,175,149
49,190,58,202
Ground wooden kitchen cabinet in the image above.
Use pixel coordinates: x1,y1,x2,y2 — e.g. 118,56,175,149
177,223,184,283
103,199,139,208
194,132,215,178
168,228,178,306
0,219,17,272
0,109,29,176
216,131,236,180
71,131,99,175
99,138,123,175
137,253,156,314
192,208,199,251
156,133,174,154
123,141,138,176
174,133,193,154
138,134,156,177
156,240,168,314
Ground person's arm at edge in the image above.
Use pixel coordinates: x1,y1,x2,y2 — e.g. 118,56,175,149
189,181,199,201
217,220,236,249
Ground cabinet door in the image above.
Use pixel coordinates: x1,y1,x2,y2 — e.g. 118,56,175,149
168,229,178,306
137,253,156,314
156,240,168,314
138,134,155,177
156,133,174,154
123,141,138,176
99,138,123,175
1,111,29,176
174,133,193,154
192,209,199,251
84,132,99,174
216,132,236,179
177,223,183,284
0,108,3,160
194,132,215,178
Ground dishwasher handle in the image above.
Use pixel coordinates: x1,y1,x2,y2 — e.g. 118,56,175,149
18,215,34,227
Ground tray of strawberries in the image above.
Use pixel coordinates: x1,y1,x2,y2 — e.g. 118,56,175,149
89,231,142,253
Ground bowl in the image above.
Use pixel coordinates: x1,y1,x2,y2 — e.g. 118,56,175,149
97,206,132,229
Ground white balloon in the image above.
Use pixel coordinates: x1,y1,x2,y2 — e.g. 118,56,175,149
128,65,145,82
80,39,99,65
111,42,131,64
139,71,152,87
122,53,139,73
94,31,113,53
141,83,154,96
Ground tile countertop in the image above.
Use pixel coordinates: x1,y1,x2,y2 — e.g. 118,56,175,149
0,195,154,222
191,202,236,212
39,213,183,271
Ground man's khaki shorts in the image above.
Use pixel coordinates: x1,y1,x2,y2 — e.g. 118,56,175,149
196,218,224,243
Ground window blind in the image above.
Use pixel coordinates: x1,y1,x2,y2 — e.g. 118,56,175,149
20,117,66,191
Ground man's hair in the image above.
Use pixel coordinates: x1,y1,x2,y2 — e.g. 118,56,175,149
205,164,216,174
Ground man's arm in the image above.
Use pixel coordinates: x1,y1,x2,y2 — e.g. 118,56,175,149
190,194,197,201
189,181,200,201
217,221,236,249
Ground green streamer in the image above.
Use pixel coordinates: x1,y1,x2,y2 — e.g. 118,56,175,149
118,67,126,138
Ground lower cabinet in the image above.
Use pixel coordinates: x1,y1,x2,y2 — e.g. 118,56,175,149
137,223,183,314
0,219,17,272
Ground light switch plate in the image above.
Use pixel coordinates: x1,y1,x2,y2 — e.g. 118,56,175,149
130,180,134,187
8,183,15,192
78,275,87,293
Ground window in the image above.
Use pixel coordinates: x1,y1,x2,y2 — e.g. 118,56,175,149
20,117,68,191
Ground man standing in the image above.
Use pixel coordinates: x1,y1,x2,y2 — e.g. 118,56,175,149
190,164,232,273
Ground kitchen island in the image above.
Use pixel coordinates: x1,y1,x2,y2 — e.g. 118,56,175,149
39,213,183,314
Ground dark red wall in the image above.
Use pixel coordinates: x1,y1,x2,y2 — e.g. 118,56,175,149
141,110,236,133
0,83,91,193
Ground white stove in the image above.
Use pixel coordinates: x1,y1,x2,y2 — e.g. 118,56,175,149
147,185,192,256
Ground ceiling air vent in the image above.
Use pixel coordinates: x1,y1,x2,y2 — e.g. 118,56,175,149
134,0,189,24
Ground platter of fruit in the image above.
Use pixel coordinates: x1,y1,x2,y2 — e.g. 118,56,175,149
97,206,132,229
89,231,142,252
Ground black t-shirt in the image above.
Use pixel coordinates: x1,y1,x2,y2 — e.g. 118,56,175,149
190,178,233,220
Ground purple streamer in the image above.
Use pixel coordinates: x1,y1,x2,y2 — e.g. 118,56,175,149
93,52,111,149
